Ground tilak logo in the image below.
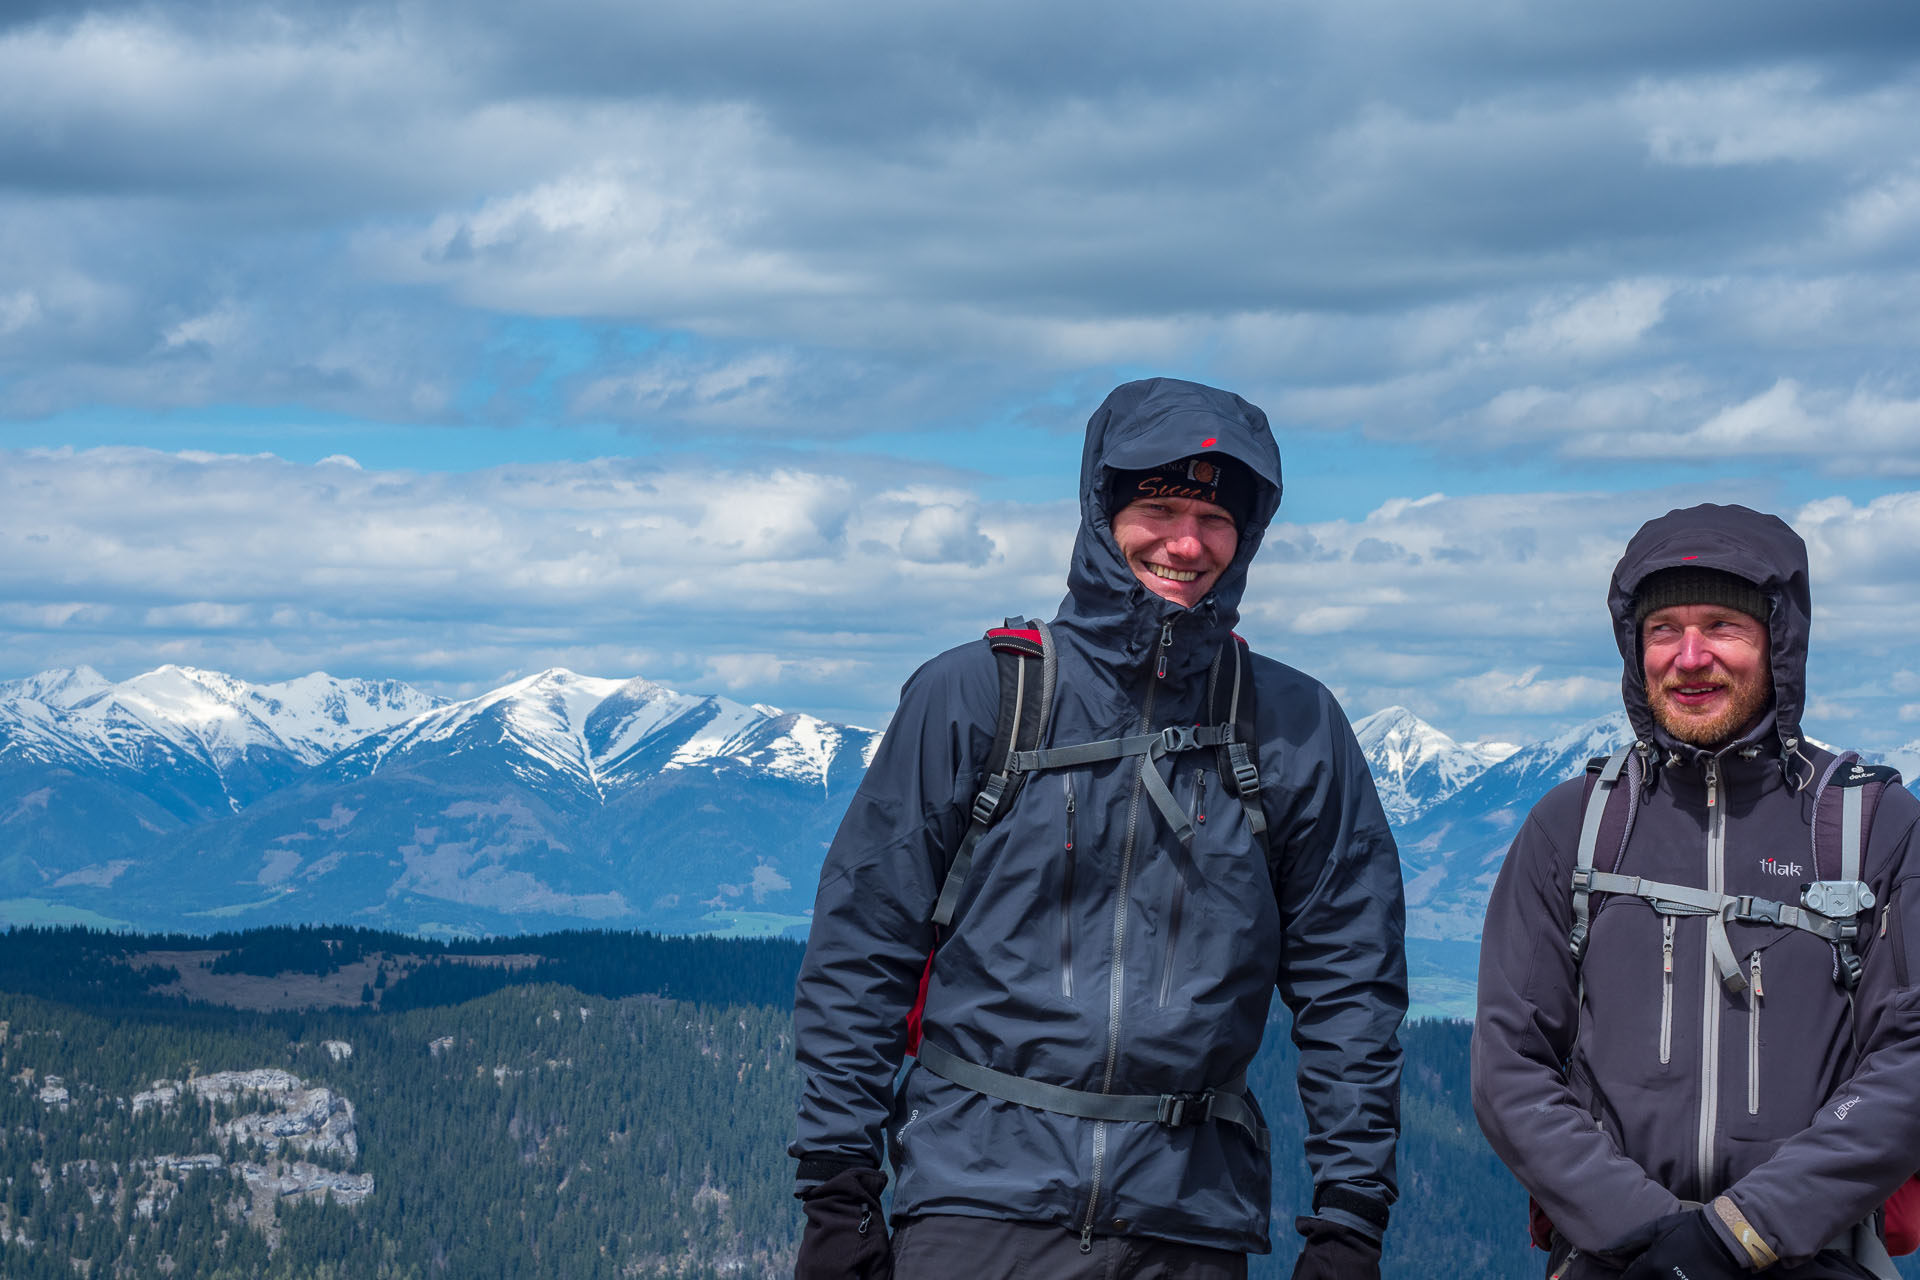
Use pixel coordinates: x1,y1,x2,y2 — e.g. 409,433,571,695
1760,858,1804,877
895,1107,920,1145
1834,1096,1862,1121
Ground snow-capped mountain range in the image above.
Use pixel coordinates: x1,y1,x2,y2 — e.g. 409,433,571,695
5,665,1918,1016
0,665,880,939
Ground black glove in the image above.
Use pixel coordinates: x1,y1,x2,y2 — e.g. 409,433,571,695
795,1166,892,1280
1291,1216,1382,1280
1617,1210,1747,1280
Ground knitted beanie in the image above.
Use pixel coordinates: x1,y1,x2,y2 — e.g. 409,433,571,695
1632,566,1769,625
1106,453,1256,529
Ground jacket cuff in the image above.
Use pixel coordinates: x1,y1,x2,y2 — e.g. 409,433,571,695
794,1155,879,1192
1312,1185,1391,1243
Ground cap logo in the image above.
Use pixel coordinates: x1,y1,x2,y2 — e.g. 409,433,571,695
1682,555,1699,561
1189,459,1217,484
1200,437,1217,447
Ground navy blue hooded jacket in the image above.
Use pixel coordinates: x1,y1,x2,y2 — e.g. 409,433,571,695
791,378,1407,1252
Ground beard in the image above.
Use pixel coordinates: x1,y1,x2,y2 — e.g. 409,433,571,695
1648,670,1774,749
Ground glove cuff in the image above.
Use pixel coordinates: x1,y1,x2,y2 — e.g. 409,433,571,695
1311,1186,1390,1241
1709,1197,1777,1270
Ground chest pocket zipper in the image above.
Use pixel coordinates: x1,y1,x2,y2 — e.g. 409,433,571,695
1659,915,1675,1066
1747,950,1764,1115
1060,777,1076,1000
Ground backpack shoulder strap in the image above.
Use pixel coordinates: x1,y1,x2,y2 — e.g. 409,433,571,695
930,618,1054,928
1209,633,1271,859
1570,745,1636,963
1810,755,1898,989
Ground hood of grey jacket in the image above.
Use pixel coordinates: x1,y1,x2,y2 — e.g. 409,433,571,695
1606,503,1811,770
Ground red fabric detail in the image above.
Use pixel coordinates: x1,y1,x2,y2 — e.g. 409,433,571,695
1527,1198,1555,1251
904,949,934,1057
986,628,1041,644
1885,1176,1920,1255
1201,436,1217,447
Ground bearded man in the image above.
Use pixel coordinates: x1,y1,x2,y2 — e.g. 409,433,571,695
1473,503,1920,1280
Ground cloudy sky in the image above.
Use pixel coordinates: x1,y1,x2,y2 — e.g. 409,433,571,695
5,1,1920,747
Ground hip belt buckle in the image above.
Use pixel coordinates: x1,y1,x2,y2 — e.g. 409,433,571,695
1156,1091,1215,1127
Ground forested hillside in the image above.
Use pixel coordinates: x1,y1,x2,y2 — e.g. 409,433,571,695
0,927,1907,1279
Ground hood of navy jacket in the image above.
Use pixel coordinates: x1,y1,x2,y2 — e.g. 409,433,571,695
1054,378,1284,683
1605,503,1811,768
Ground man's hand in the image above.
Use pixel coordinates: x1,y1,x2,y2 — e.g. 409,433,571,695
1616,1210,1749,1280
1291,1216,1382,1280
795,1166,892,1280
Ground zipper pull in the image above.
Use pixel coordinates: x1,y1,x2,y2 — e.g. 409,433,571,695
1156,621,1173,679
1081,1224,1094,1254
1751,950,1764,998
1706,760,1719,809
1883,905,1892,939
1064,787,1076,852
1193,770,1206,824
1662,916,1674,974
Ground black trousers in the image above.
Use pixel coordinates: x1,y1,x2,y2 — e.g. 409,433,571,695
891,1214,1247,1280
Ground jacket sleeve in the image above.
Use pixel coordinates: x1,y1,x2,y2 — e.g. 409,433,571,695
1264,676,1408,1237
1720,789,1920,1264
789,645,997,1174
1470,788,1684,1250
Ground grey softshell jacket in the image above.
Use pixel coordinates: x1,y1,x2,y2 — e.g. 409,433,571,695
1473,503,1920,1266
791,378,1408,1253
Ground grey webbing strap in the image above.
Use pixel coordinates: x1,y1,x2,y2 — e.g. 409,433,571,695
930,642,1034,929
915,1040,1268,1151
1842,784,1864,883
1139,751,1194,849
1582,871,1854,945
1012,734,1161,772
1225,640,1267,840
930,823,985,928
1570,746,1631,961
1012,725,1233,775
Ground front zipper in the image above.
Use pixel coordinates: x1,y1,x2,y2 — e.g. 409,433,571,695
1155,769,1204,1008
1747,950,1764,1115
1696,757,1726,1201
1659,916,1675,1065
1060,777,1076,1000
1082,643,1164,1251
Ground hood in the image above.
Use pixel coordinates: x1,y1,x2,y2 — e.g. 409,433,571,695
1054,378,1284,672
1606,502,1811,764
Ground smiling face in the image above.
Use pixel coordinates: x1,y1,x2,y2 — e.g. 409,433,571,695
1640,602,1773,748
1110,494,1239,609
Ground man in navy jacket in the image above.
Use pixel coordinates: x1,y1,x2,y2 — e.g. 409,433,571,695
792,378,1408,1279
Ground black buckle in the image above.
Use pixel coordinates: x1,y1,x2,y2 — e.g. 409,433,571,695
1226,742,1259,797
1570,868,1595,893
970,775,1009,826
1159,726,1203,753
1841,949,1865,990
1568,921,1589,962
1156,1092,1213,1127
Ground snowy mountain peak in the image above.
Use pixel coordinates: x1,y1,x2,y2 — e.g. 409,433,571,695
0,665,112,708
335,669,880,799
0,666,442,778
1353,706,1500,823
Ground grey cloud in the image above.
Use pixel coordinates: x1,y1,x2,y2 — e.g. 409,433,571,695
2,0,1919,461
